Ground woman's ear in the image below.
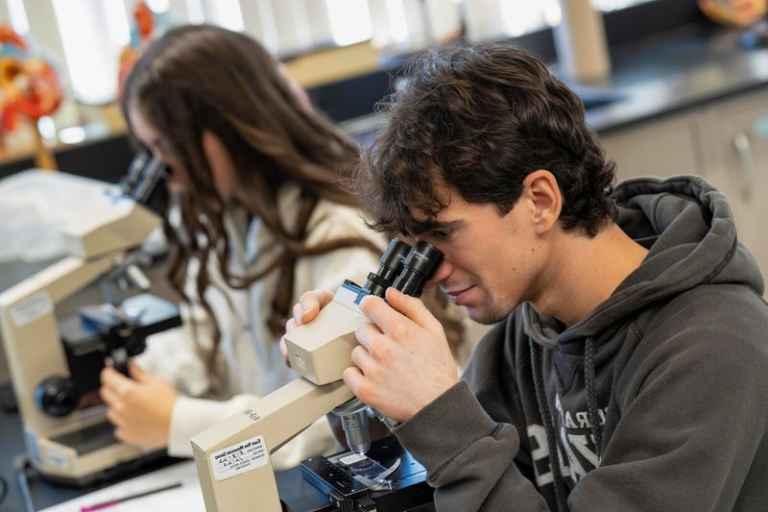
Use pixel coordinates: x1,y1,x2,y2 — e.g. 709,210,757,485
202,131,239,202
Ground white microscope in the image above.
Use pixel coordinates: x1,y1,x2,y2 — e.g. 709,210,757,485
191,239,444,511
0,156,181,485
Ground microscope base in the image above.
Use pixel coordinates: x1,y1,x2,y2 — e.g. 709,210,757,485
26,419,169,487
31,450,168,488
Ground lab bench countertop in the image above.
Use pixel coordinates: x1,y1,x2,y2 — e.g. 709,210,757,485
0,401,184,512
340,23,768,141
582,23,768,134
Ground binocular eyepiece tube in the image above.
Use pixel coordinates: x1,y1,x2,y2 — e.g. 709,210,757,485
338,238,444,455
120,154,170,216
361,238,444,300
362,239,411,298
390,240,444,298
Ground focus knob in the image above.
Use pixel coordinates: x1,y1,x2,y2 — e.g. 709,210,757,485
35,376,80,417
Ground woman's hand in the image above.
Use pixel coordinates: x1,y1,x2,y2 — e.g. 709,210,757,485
100,361,178,448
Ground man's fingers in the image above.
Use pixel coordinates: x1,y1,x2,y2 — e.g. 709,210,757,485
354,322,384,354
297,290,320,323
292,303,304,325
384,288,442,331
297,289,334,324
349,343,375,375
284,289,331,361
343,366,365,397
279,334,289,360
360,292,439,336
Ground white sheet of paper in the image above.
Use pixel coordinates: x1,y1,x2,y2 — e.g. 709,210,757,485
39,461,205,512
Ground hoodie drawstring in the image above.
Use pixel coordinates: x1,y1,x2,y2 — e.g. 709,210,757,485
531,336,603,512
584,337,603,459
530,339,568,512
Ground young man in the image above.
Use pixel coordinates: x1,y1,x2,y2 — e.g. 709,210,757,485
287,43,768,511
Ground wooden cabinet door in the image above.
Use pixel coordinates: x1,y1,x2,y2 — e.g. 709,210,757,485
704,88,768,280
600,112,706,182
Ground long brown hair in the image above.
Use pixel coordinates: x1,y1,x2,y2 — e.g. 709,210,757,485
121,25,380,379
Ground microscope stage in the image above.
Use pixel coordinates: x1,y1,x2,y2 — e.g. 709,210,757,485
279,436,434,512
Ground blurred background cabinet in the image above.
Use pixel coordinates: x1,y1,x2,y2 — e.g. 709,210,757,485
702,88,768,282
601,110,707,180
600,86,768,282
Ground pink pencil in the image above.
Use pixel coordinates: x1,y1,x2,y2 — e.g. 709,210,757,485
80,482,182,511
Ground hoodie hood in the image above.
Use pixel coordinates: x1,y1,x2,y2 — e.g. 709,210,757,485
524,175,765,350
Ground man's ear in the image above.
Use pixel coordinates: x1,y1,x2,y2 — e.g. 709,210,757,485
522,170,562,235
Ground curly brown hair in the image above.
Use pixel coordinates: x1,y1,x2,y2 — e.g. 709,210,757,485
355,43,617,237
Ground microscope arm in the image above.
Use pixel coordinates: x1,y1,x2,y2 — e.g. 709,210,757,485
191,285,370,512
0,195,161,431
4,254,114,306
191,377,354,512
0,255,115,435
191,241,443,511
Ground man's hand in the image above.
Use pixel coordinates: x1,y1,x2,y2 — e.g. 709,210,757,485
100,361,178,448
345,287,459,423
280,289,334,359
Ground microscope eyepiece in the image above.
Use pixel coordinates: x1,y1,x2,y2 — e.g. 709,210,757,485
120,154,170,216
363,239,412,298
391,241,444,298
333,238,443,458
120,153,148,194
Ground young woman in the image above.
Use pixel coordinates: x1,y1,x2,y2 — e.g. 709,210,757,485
99,24,392,469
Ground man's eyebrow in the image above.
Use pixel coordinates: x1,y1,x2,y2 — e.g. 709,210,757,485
411,218,464,235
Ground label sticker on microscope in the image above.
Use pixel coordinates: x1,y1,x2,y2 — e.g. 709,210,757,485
45,449,70,470
10,291,53,327
210,435,269,481
293,352,307,371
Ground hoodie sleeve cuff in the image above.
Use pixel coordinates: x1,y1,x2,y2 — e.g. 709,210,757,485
393,380,499,474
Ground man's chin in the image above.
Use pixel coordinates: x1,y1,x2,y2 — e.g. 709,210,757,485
466,305,508,326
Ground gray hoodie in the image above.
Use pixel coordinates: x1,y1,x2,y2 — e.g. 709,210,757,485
394,175,768,511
